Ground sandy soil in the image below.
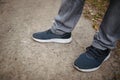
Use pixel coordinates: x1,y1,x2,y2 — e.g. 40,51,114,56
0,0,120,80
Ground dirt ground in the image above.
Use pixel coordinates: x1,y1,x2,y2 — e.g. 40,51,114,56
0,0,120,80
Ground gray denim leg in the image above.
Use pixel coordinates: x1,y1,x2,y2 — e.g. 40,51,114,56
92,0,120,50
51,0,85,35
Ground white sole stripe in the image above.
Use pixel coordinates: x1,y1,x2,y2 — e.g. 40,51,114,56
32,37,72,43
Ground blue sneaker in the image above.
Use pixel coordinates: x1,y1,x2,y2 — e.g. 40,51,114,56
74,46,111,72
32,29,72,43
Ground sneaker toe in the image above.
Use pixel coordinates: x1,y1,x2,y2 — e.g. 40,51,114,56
74,53,100,70
33,32,41,39
33,32,47,39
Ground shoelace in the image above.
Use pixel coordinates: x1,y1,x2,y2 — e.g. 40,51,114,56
86,46,110,59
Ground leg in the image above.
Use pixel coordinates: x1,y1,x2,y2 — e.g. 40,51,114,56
32,0,85,43
51,0,85,35
92,0,120,50
74,0,120,72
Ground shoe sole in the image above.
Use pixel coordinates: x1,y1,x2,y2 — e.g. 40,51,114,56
73,52,111,72
32,37,72,43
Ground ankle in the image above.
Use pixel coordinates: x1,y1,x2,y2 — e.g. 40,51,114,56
50,28,68,35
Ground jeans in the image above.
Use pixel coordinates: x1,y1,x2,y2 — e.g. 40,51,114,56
51,0,120,50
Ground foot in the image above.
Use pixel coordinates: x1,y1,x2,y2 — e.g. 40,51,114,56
74,46,111,72
32,29,72,43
